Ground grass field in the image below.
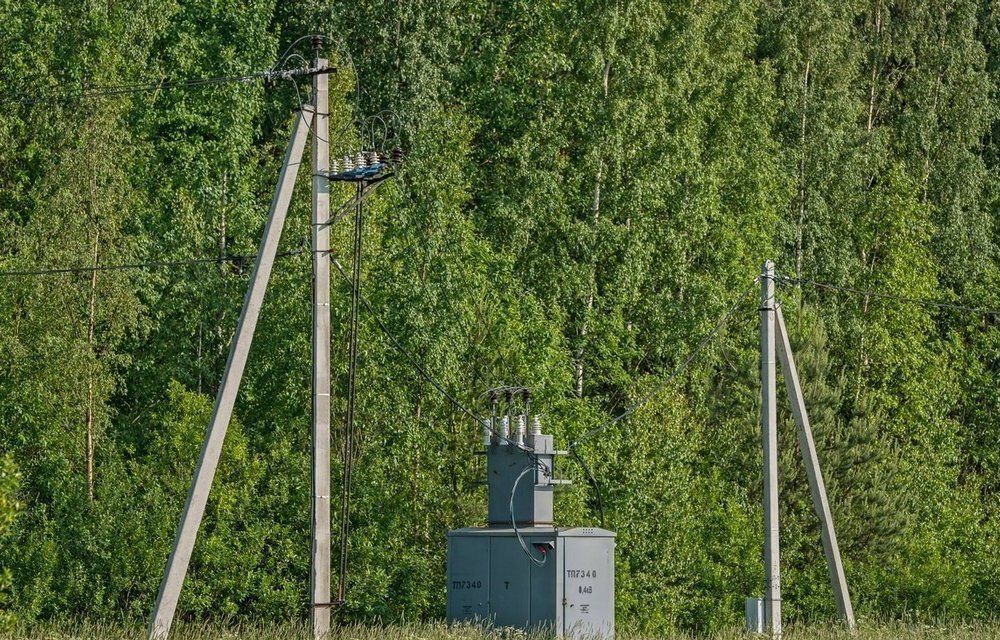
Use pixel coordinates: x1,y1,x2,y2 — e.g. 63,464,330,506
11,621,1000,640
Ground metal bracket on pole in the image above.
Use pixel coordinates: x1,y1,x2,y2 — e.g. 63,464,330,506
760,260,781,638
775,304,856,629
147,107,311,640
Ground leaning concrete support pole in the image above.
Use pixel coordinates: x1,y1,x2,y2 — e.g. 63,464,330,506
775,305,856,629
760,260,781,638
310,53,332,640
147,107,311,640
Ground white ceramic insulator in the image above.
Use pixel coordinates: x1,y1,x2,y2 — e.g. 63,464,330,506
516,414,527,446
531,414,542,436
500,416,510,442
482,420,492,446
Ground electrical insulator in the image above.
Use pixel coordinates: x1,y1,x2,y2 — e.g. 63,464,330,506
500,416,510,442
531,415,542,437
355,151,365,170
516,415,527,446
359,150,381,177
331,159,339,176
342,155,354,172
482,420,493,447
391,147,405,164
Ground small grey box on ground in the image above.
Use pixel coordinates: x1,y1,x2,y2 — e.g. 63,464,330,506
745,597,765,634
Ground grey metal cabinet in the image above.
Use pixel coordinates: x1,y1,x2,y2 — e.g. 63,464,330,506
447,527,615,638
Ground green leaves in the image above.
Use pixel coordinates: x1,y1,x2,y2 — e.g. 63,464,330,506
1,0,999,632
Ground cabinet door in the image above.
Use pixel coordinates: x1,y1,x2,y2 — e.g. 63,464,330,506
447,536,490,621
490,536,531,628
562,537,614,638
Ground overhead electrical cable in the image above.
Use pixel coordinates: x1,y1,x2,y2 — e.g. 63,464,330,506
0,247,306,278
571,281,759,448
327,255,533,454
2,68,318,106
778,275,1000,317
336,183,364,606
565,281,758,529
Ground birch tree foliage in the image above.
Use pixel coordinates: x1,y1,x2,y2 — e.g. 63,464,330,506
1,0,1000,631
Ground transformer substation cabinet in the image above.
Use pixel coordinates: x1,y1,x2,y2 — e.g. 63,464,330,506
447,410,616,638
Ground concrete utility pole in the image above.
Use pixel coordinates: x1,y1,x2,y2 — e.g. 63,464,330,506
760,260,781,638
310,40,332,639
147,107,311,640
775,305,855,629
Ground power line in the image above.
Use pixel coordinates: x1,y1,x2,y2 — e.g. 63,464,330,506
329,255,485,425
563,281,757,529
336,183,364,605
2,67,320,106
779,275,1000,318
328,255,535,454
570,281,759,448
0,247,306,278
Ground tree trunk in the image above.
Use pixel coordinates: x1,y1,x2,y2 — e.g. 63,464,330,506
86,225,100,502
796,60,810,282
574,57,612,399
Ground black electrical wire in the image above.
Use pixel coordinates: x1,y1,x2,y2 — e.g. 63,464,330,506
778,275,1000,317
0,247,306,278
2,32,345,108
316,174,393,230
564,281,758,530
328,252,531,453
571,281,758,448
2,70,303,106
336,182,364,605
569,446,606,529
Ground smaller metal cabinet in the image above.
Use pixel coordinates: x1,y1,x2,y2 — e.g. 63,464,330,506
447,526,615,638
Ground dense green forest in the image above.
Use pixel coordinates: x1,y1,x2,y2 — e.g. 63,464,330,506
2,0,1000,634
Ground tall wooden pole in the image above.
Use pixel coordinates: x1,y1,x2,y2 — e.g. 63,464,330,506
147,107,311,640
310,41,332,639
775,305,855,628
760,260,781,638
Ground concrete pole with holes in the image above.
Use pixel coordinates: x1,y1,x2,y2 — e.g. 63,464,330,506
310,40,332,639
147,107,311,640
760,260,781,638
775,305,855,629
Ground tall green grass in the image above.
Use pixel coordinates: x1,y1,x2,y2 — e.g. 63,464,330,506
11,620,1000,640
